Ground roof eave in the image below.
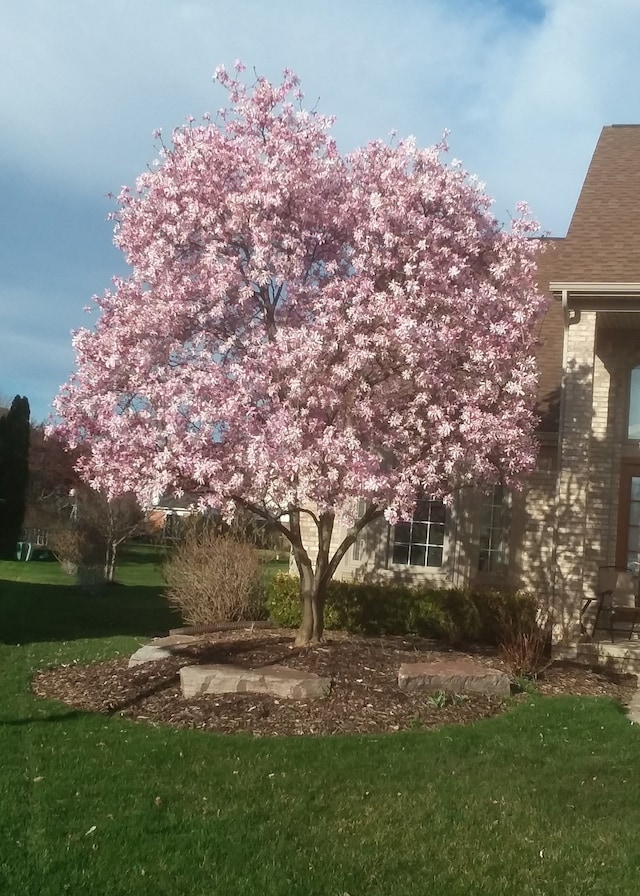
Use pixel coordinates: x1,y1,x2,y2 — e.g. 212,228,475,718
549,282,640,310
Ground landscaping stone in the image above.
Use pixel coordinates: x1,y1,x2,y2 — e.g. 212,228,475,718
128,634,201,667
180,663,332,700
397,660,510,697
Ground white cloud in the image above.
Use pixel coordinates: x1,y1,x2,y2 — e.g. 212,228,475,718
482,0,640,232
0,1,539,197
2,0,635,233
2,0,640,416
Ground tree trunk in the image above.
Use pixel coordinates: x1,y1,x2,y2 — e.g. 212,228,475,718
231,498,383,648
293,511,334,646
295,569,327,646
104,540,117,582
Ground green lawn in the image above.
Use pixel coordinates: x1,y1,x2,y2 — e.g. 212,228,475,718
1,554,640,895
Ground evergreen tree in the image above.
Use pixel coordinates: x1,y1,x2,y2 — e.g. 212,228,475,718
0,395,31,559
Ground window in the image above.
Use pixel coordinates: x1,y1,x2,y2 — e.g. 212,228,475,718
628,366,640,439
352,498,367,562
392,498,446,567
478,486,508,572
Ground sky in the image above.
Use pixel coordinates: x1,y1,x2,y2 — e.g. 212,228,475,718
2,0,640,422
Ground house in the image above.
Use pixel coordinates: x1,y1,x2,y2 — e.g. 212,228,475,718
146,494,205,542
304,125,640,644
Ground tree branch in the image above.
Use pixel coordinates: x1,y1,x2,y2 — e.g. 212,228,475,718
231,496,292,541
325,504,385,582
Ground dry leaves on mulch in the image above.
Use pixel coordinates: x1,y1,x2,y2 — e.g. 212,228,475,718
31,629,638,737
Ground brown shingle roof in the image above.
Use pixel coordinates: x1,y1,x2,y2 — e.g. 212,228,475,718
559,125,640,282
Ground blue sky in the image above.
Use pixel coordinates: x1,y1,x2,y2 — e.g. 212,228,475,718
2,0,639,422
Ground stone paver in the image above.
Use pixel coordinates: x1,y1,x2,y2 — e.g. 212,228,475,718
180,663,331,700
128,634,201,667
397,660,511,697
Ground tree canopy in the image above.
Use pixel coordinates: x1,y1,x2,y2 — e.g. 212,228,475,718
53,63,546,642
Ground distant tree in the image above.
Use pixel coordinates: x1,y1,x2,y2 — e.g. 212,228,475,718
53,64,546,644
49,486,148,583
0,396,31,559
77,488,148,582
24,427,81,534
27,430,147,581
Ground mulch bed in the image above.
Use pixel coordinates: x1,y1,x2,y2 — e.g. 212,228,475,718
31,629,638,737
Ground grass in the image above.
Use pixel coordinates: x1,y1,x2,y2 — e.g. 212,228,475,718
2,554,640,895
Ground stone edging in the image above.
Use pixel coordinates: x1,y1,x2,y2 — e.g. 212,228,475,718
168,620,277,636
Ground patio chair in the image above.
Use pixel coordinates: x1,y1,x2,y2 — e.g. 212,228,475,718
589,567,640,642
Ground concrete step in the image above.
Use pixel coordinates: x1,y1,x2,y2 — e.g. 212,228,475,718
574,640,640,676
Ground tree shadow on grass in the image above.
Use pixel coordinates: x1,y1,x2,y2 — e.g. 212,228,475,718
0,578,181,645
0,709,89,727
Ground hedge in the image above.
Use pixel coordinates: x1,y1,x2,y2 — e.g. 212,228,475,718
266,574,539,646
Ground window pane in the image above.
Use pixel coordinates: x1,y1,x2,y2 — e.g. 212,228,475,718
394,522,411,543
430,525,445,546
410,544,426,566
427,546,443,567
629,368,640,439
632,477,640,501
477,485,509,573
412,522,428,544
392,543,409,565
430,502,446,524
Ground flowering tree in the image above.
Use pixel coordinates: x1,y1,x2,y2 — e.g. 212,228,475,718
53,63,546,644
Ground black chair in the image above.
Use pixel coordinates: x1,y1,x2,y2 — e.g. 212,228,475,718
587,567,640,642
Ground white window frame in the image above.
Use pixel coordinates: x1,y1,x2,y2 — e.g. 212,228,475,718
389,498,447,569
477,485,510,574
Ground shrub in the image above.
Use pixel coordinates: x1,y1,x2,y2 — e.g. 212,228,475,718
326,580,415,634
265,573,301,628
431,587,483,643
473,588,539,643
496,593,551,678
266,574,543,648
49,525,104,576
163,528,265,625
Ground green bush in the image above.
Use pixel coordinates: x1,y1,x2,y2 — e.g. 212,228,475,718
266,573,302,628
473,588,539,643
266,574,540,647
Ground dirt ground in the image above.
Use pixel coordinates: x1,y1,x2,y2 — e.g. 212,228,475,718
32,629,638,737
